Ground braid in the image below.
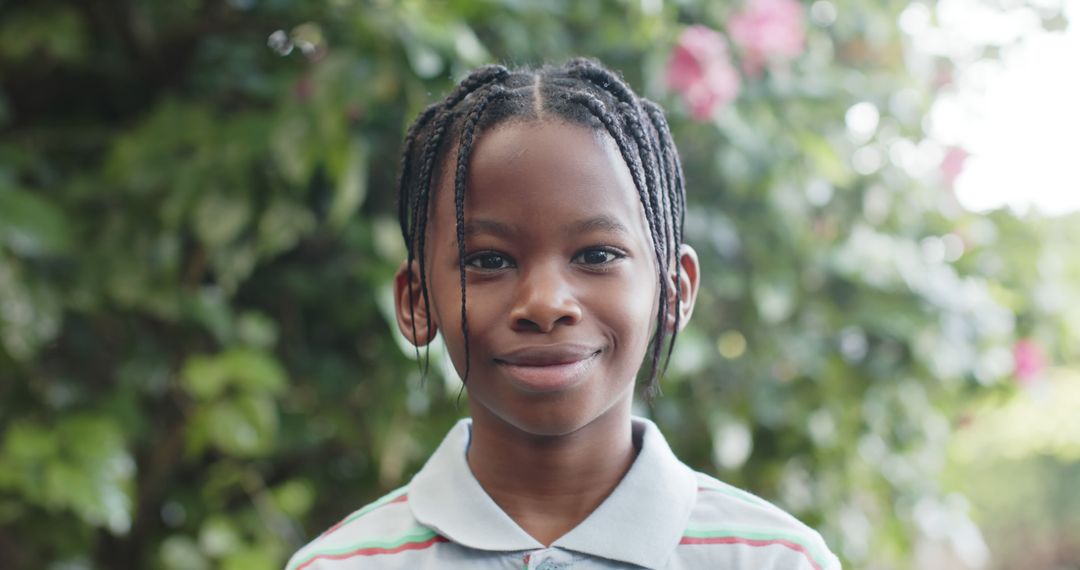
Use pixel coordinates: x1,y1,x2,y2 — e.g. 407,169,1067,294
453,85,512,383
617,103,671,395
396,103,440,369
399,66,511,373
558,90,669,390
643,98,688,376
404,65,510,252
618,101,669,262
643,99,686,246
409,107,456,372
445,64,510,107
566,58,643,114
564,63,680,388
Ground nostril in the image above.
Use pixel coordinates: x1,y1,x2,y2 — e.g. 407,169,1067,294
515,317,540,331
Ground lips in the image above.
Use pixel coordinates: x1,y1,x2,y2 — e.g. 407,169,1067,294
494,344,602,393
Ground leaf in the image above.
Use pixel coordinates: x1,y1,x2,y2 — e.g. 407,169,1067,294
236,311,279,349
328,137,368,229
257,199,315,256
202,395,279,457
219,348,287,395
198,515,242,557
0,182,71,256
271,479,315,518
222,547,277,570
796,131,854,188
182,355,230,400
181,348,287,400
193,192,251,248
160,535,211,570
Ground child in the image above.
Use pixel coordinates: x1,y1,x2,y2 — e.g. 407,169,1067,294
286,59,841,570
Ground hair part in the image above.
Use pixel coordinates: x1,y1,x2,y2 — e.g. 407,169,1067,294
397,58,688,398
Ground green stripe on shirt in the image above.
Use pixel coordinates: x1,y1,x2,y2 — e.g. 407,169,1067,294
288,527,440,570
697,483,773,509
681,527,831,570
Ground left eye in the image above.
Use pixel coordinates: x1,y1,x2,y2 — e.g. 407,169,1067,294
574,248,620,265
466,253,513,270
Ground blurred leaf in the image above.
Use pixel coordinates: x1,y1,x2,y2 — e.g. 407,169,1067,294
181,348,287,401
0,182,71,256
271,479,316,518
257,199,315,256
329,137,369,230
192,394,279,457
193,192,251,249
0,6,88,63
198,515,242,557
160,535,211,570
222,547,278,570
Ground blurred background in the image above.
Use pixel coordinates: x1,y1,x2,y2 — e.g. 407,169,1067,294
1,0,1078,568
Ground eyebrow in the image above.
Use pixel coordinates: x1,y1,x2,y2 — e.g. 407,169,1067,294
567,215,630,237
463,219,518,239
462,215,630,240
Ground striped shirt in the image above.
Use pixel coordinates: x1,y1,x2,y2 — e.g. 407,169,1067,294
286,418,841,570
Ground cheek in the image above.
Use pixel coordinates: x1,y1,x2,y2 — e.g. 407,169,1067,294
590,273,659,348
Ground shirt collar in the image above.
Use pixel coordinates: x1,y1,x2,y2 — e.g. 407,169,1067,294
408,417,698,568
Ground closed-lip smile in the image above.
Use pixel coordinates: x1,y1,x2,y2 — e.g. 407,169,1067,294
494,344,602,392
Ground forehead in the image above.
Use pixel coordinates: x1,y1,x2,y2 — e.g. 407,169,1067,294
432,120,647,238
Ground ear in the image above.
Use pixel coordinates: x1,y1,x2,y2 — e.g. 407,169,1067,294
666,244,700,332
393,260,439,346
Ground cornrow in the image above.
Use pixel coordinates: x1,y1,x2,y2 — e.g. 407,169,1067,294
409,107,455,373
564,61,679,391
618,101,669,261
398,66,508,246
643,98,688,376
557,89,670,389
451,85,513,383
399,65,511,371
397,59,688,396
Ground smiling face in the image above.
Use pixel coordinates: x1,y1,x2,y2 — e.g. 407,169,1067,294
396,120,667,438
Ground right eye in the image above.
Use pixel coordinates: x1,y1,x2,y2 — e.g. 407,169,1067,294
465,252,513,270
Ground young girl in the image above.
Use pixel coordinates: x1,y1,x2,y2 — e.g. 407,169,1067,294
286,59,840,570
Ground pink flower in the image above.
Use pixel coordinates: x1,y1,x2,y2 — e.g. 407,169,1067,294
666,25,742,121
1013,339,1046,385
728,0,806,76
941,146,969,188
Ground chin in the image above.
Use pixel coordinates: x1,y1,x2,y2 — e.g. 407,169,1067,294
476,395,629,440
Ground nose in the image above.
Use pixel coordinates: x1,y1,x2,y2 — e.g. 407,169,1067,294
509,263,582,333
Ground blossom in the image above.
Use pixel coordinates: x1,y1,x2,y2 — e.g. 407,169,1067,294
941,146,969,188
666,25,741,121
728,0,806,76
1013,339,1046,385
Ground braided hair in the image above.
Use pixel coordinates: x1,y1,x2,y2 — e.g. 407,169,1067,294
397,58,688,397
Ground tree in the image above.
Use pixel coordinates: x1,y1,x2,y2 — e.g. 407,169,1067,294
1,0,1073,568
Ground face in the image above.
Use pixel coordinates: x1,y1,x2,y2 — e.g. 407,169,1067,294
396,120,687,438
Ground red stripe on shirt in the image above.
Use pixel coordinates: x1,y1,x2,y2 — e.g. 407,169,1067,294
296,534,448,570
320,494,409,539
679,535,823,570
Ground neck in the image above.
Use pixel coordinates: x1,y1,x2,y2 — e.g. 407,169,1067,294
466,406,638,547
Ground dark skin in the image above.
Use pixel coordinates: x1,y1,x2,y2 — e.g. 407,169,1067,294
395,120,700,546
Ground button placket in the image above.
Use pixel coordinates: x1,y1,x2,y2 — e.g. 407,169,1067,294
525,548,573,570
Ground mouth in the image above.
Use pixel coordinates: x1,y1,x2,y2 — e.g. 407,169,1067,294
494,344,602,393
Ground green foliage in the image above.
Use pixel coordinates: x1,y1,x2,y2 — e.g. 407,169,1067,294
944,371,1080,568
0,0,1075,568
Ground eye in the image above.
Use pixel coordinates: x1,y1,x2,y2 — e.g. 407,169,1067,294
573,248,623,265
466,252,514,270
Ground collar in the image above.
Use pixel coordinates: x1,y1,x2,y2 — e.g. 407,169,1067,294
408,417,698,568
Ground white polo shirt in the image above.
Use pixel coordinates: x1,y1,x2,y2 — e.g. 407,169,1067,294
286,418,841,570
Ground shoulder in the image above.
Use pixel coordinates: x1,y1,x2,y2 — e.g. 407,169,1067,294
675,472,842,570
284,486,445,570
